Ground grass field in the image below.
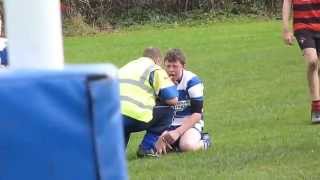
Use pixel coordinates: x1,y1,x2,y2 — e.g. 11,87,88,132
64,20,320,179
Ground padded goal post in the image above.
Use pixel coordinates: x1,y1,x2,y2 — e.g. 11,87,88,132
0,65,128,180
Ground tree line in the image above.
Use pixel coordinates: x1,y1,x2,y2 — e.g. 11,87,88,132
0,1,282,36
61,0,281,27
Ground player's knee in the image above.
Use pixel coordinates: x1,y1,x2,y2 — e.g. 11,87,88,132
179,141,199,152
307,59,319,71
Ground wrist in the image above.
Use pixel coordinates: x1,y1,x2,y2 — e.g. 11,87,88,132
176,129,183,136
283,27,291,33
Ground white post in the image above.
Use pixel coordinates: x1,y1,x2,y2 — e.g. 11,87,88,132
4,0,64,69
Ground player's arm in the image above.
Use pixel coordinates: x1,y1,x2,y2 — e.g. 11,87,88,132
282,0,294,45
164,96,178,106
152,69,178,154
163,102,203,144
164,82,204,144
152,69,178,105
175,100,203,135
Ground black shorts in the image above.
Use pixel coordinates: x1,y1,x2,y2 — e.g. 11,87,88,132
294,30,320,54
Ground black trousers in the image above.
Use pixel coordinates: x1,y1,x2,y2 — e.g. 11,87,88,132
122,106,175,147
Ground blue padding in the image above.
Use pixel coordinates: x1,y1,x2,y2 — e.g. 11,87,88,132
0,65,127,180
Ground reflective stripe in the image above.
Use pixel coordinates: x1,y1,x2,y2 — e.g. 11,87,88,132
119,64,156,93
119,79,150,92
119,59,162,122
120,96,153,110
122,64,153,83
139,64,154,82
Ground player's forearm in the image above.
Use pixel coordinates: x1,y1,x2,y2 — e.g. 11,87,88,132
164,97,178,106
176,113,201,135
282,0,292,32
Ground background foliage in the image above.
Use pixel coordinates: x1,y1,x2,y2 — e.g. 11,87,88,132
61,0,281,35
0,0,282,36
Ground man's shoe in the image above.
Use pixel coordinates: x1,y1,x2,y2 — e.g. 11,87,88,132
311,111,320,124
136,145,159,158
201,133,212,150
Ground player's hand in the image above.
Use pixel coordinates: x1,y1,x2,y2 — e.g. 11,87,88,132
283,31,295,45
155,136,172,155
163,130,181,145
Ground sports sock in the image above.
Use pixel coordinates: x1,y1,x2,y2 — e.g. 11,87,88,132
312,100,320,112
201,140,210,150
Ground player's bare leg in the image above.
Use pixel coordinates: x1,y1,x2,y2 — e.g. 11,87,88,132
304,48,320,123
179,128,211,151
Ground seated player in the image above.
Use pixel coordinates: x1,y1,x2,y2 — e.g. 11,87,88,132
137,48,211,157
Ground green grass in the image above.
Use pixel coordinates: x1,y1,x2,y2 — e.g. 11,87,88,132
64,20,320,179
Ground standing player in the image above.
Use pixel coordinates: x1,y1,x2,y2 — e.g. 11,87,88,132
137,48,211,157
282,0,320,123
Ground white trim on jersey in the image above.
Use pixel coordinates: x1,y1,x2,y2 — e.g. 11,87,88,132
188,83,204,98
177,70,197,90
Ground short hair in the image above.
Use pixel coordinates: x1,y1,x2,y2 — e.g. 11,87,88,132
143,47,161,61
164,48,186,65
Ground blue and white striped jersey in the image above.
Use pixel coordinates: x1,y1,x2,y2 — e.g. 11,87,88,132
172,69,204,130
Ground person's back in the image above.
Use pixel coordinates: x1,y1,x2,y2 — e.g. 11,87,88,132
119,57,160,122
292,0,320,32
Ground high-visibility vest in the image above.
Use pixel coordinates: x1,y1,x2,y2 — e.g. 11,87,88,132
119,57,160,122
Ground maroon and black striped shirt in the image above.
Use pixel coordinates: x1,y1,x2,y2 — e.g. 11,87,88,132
293,0,320,32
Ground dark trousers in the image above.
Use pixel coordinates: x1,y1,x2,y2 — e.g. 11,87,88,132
122,106,175,147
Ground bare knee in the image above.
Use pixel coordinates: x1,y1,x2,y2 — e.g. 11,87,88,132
178,128,202,152
304,49,319,72
306,59,319,72
179,140,199,152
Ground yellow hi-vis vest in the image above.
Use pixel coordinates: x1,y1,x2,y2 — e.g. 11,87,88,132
119,57,160,123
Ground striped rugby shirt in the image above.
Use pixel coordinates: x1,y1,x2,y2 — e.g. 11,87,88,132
293,0,320,32
172,69,204,131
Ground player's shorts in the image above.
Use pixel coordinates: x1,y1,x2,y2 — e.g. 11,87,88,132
294,30,320,54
